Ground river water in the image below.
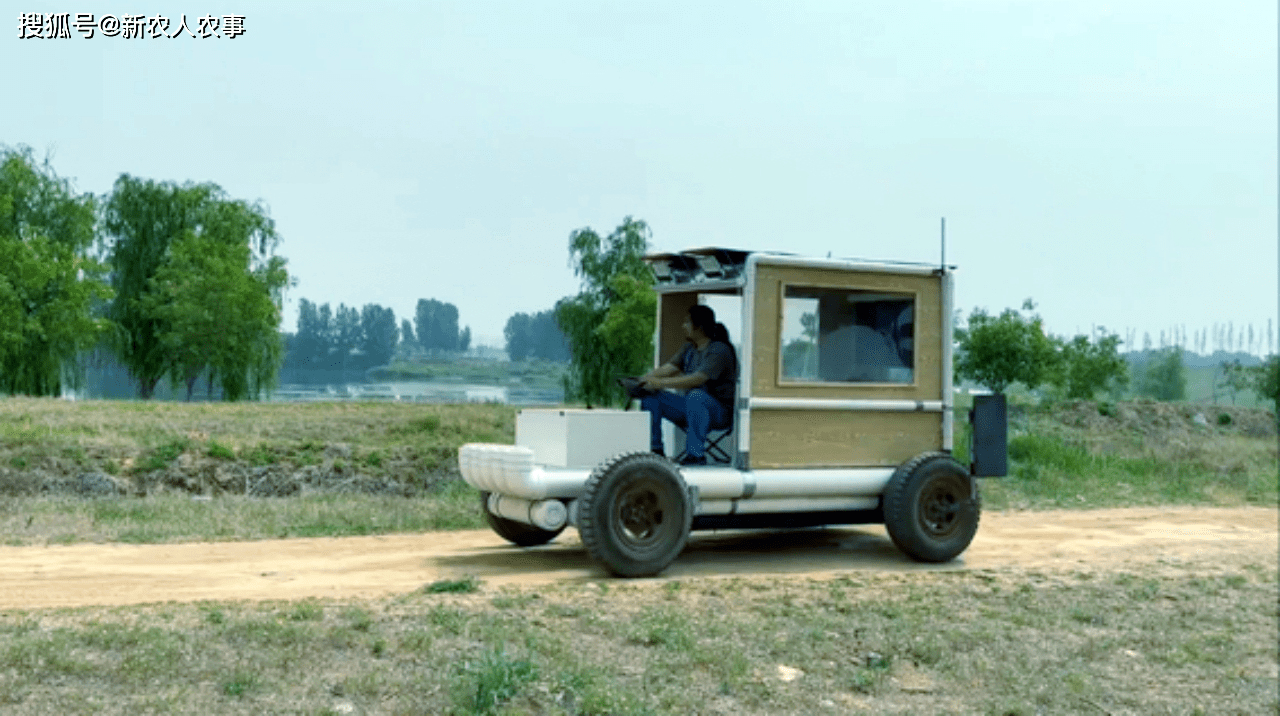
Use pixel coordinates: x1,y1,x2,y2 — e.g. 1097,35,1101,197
270,380,562,405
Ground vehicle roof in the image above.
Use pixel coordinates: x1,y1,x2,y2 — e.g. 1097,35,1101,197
644,247,951,291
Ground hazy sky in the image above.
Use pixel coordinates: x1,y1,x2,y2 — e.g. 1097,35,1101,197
5,1,1276,353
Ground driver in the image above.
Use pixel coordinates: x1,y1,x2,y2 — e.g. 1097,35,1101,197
637,305,737,465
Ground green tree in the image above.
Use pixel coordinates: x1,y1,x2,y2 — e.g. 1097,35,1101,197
1137,347,1187,401
504,312,533,361
0,147,112,396
556,217,655,407
955,299,1060,395
505,309,569,363
399,318,415,353
288,298,329,368
333,304,361,368
414,298,460,354
1222,356,1280,413
1050,329,1129,399
102,175,279,398
1253,355,1280,416
140,231,287,400
359,303,399,367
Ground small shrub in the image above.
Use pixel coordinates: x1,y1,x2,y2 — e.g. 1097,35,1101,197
457,648,538,715
1097,401,1117,417
394,415,441,435
424,576,481,594
246,445,276,467
138,438,190,472
289,600,324,621
206,441,235,460
221,670,259,697
342,607,374,632
628,608,693,652
1216,413,1232,426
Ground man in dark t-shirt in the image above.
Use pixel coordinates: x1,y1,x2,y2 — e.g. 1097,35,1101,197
638,305,737,465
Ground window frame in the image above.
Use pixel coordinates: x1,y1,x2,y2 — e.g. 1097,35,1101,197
775,281,919,389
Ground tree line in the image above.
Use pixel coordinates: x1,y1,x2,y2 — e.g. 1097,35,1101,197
955,300,1280,410
503,309,570,363
284,298,472,371
0,145,287,401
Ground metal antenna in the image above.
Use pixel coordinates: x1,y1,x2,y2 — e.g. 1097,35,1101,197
940,217,946,273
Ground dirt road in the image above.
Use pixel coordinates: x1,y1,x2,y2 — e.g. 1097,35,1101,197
0,506,1274,609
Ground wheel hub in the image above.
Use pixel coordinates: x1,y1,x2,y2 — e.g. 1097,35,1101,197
918,476,966,537
618,486,664,540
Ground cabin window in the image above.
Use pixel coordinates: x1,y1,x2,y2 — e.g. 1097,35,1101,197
780,286,914,384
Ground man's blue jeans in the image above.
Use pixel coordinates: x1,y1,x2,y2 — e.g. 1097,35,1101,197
641,388,728,459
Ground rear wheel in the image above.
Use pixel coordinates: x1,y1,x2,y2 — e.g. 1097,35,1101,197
479,492,565,547
882,452,980,562
578,452,692,577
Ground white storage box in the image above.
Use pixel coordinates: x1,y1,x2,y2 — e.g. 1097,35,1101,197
515,409,656,468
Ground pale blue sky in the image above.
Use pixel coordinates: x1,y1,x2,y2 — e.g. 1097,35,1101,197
5,1,1276,352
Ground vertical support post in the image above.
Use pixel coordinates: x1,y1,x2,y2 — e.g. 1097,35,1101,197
941,269,955,452
737,255,759,469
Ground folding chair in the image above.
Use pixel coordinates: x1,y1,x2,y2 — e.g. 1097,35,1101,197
675,419,734,465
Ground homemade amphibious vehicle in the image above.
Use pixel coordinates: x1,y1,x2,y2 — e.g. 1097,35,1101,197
460,248,1007,577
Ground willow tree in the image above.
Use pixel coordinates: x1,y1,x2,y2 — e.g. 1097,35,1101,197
101,175,284,398
556,217,656,407
0,146,111,396
140,231,288,400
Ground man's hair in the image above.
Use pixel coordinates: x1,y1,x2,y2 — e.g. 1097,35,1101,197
688,305,730,343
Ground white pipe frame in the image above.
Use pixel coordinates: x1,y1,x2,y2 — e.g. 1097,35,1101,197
749,397,944,412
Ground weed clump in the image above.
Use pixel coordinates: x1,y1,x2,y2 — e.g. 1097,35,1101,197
424,576,481,594
455,648,538,715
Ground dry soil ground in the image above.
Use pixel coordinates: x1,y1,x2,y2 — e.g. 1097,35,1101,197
1,506,1273,609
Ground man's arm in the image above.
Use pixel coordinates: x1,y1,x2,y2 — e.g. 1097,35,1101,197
640,363,681,382
644,371,709,391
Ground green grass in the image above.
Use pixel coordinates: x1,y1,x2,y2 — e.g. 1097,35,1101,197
455,648,540,715
950,396,1277,510
0,397,516,489
0,482,484,546
990,437,1276,509
0,569,1271,714
0,397,1273,547
423,576,482,594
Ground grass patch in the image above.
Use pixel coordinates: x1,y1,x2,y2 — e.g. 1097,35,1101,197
0,398,1271,547
455,648,539,715
0,396,517,492
424,576,482,594
136,437,190,473
0,568,1273,714
966,401,1279,510
0,489,485,546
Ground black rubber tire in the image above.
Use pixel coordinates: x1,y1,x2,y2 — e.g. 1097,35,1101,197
479,491,565,547
578,452,693,578
882,452,980,563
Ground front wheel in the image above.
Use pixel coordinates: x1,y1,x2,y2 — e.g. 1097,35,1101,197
882,452,980,562
578,452,693,577
480,492,565,547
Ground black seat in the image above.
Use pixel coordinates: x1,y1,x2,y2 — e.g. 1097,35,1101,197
675,415,734,464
